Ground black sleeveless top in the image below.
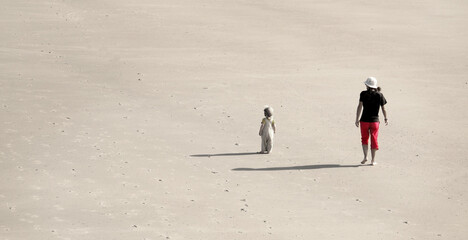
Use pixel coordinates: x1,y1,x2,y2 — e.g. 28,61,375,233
359,90,387,122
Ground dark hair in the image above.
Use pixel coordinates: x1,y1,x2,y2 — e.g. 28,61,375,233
264,108,272,118
367,86,382,92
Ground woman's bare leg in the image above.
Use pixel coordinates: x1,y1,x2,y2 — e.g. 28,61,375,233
361,145,368,164
371,149,377,165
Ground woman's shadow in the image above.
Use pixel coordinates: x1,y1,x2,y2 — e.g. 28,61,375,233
232,164,367,171
190,153,368,170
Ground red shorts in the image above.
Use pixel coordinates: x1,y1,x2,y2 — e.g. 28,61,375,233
360,121,380,149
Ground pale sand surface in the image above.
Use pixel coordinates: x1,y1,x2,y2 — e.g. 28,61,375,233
1,0,468,239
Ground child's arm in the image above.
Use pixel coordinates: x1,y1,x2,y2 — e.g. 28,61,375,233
272,121,276,133
259,119,265,136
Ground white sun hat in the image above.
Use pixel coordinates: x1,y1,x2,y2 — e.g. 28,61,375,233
364,77,378,89
264,105,274,117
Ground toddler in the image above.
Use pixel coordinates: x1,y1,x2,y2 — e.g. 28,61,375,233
258,106,276,154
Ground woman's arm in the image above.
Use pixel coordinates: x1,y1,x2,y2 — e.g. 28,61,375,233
355,101,363,127
381,105,388,125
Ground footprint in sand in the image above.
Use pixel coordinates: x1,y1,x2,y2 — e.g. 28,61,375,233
33,160,43,165
57,179,71,187
67,228,89,234
21,135,34,143
6,204,16,212
62,160,73,165
20,214,39,223
53,205,65,211
125,209,141,216
84,178,96,184
53,216,65,222
32,195,41,201
0,225,11,233
99,201,111,207
31,185,42,191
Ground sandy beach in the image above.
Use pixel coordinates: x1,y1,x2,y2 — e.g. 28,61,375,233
1,0,467,239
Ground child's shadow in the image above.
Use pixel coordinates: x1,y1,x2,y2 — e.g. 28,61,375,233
190,152,260,158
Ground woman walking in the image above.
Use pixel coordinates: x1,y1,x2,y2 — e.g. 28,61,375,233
355,77,388,165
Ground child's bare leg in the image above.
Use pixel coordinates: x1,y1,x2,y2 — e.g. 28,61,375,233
266,140,272,154
267,138,273,154
259,137,267,153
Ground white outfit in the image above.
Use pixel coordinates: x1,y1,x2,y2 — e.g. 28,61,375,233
260,117,275,153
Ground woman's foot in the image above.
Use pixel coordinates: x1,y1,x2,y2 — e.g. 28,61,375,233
361,159,367,164
371,161,377,166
